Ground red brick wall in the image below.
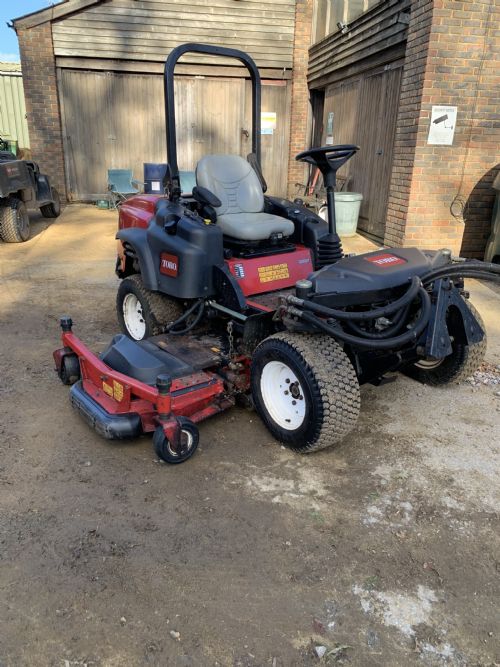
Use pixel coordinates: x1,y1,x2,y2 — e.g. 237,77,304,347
386,0,499,256
17,22,66,201
287,0,314,198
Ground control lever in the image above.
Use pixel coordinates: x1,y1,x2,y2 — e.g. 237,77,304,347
192,186,221,208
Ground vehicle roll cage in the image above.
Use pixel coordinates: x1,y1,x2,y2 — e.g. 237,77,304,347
163,43,262,200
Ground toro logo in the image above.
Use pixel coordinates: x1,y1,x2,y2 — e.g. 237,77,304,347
365,253,406,267
160,252,179,277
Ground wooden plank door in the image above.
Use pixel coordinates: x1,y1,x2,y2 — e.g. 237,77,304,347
58,69,247,200
354,65,403,241
244,79,291,197
319,63,403,242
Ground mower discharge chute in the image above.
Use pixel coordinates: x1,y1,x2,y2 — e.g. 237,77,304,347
54,43,500,463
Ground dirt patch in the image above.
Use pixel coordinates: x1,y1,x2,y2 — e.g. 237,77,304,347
0,206,499,666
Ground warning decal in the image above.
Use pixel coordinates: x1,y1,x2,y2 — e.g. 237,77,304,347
102,381,114,397
258,263,290,283
113,380,124,402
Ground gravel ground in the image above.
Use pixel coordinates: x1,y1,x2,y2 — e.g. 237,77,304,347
0,206,498,667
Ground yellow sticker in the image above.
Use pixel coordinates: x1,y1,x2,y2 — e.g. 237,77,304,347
113,380,124,402
102,382,114,397
257,263,289,283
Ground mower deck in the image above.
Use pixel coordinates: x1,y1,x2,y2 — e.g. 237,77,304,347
54,321,235,449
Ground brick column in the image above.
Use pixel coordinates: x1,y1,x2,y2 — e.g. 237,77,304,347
287,0,314,198
386,0,499,256
17,22,67,201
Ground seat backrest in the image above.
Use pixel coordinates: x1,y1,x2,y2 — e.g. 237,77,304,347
108,168,133,193
196,155,264,215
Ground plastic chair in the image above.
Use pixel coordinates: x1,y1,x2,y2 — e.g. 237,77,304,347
107,169,142,208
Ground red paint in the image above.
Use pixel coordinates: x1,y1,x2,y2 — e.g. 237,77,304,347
364,253,407,267
118,194,163,230
160,252,179,277
226,246,313,296
56,331,232,434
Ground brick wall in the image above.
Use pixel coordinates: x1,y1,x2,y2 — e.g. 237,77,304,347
17,22,66,201
386,0,499,256
287,0,314,199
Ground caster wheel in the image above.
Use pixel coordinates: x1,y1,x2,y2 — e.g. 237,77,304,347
153,417,199,464
59,353,81,385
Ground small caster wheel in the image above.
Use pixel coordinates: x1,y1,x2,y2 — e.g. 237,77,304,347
59,353,81,385
153,417,199,464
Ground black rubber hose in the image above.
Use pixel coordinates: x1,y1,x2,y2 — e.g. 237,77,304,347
292,275,421,322
346,302,411,339
422,268,500,286
422,261,500,284
297,287,431,350
166,299,205,335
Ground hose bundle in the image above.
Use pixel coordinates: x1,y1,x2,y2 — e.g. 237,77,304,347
285,259,500,351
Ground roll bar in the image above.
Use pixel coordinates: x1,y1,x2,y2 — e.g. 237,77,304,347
164,43,262,199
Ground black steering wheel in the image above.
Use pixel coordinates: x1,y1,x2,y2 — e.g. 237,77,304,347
296,144,359,187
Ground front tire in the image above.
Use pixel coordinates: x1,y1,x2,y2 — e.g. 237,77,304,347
116,274,183,340
405,302,487,385
0,197,30,242
153,418,199,464
251,333,360,453
59,354,81,386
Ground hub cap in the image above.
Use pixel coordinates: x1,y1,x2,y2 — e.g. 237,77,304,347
122,293,146,340
260,361,306,430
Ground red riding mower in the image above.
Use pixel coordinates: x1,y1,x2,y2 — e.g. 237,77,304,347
54,43,499,463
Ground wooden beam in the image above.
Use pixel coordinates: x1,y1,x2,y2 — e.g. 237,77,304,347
308,46,406,90
13,0,102,29
55,56,292,80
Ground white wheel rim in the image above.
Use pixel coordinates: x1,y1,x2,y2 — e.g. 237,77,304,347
260,361,306,430
123,293,146,340
166,430,194,458
415,357,444,370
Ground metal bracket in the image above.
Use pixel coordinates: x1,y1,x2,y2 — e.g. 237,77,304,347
425,279,484,358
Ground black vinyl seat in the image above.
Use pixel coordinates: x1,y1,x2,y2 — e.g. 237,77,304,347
100,334,194,385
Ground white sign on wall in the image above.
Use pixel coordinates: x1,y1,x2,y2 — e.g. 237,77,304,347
427,105,458,145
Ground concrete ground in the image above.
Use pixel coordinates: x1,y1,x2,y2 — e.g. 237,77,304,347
0,205,499,667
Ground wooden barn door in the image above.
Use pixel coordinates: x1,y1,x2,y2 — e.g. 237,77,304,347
354,65,402,241
58,69,246,200
321,62,403,242
58,69,290,201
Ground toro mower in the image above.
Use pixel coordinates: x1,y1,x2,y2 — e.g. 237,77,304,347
54,44,499,463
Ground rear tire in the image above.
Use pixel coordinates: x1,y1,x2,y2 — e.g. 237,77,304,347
405,302,487,385
117,274,183,340
153,418,199,464
40,187,61,218
251,332,360,453
0,197,30,242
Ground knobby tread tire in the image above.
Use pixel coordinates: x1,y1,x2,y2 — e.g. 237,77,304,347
117,274,183,338
40,188,61,218
251,332,360,453
406,302,487,385
0,197,30,242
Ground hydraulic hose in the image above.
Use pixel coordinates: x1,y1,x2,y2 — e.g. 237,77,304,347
346,302,411,340
289,275,421,322
166,299,205,334
422,261,500,285
292,286,431,351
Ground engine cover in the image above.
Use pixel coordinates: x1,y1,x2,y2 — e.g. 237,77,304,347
310,248,450,305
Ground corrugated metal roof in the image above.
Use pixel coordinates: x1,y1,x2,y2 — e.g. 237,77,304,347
0,62,22,74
